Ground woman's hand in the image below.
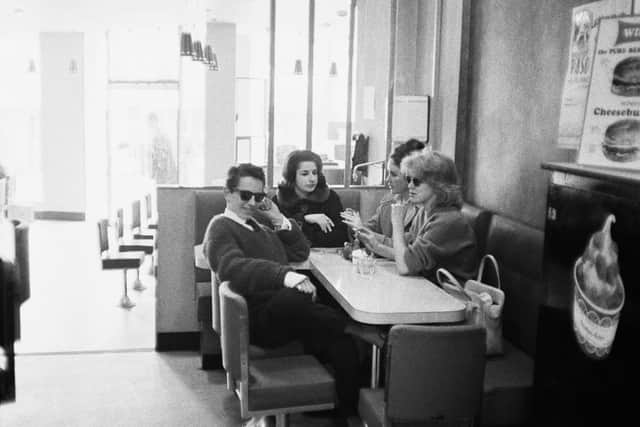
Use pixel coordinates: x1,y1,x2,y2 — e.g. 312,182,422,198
340,209,364,231
390,202,407,228
304,213,334,233
357,228,382,254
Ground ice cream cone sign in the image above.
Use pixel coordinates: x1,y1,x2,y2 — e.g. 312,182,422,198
573,214,625,359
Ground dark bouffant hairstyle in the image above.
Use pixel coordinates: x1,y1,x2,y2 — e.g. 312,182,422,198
390,139,426,167
225,163,265,190
281,150,327,190
401,151,463,208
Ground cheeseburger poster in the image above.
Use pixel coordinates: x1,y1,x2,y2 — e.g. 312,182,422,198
578,16,640,170
557,0,633,149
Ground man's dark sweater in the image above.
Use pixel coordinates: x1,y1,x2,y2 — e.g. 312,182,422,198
203,215,310,314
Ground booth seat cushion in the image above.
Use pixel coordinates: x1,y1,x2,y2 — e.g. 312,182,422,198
485,214,545,356
483,341,534,426
248,355,336,412
357,388,385,427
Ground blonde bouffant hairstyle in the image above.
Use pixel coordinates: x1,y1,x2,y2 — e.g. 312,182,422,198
400,151,463,208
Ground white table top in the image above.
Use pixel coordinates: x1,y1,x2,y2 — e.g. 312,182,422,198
308,249,466,325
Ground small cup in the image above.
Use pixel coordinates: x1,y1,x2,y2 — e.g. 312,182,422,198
357,255,376,276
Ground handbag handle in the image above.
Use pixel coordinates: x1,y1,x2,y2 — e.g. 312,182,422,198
477,254,501,289
436,268,472,301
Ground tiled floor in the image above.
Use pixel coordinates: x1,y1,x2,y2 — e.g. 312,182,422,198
14,220,156,354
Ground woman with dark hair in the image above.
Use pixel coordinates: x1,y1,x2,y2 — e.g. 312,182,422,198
273,150,349,247
358,151,478,282
341,138,425,245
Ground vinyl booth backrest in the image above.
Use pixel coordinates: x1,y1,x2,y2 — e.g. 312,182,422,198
194,190,228,283
485,214,545,356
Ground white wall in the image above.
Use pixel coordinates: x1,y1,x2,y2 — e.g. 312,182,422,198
39,32,86,213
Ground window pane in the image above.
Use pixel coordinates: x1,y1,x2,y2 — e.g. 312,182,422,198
235,0,270,169
108,27,179,81
273,0,310,184
312,0,351,186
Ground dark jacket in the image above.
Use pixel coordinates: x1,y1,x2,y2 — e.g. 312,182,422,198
274,184,349,248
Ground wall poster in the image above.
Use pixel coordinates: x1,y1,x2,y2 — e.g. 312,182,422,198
578,15,640,170
557,0,633,149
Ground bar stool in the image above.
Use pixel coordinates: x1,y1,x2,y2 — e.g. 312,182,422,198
144,193,157,230
131,200,155,241
115,209,153,290
97,219,144,308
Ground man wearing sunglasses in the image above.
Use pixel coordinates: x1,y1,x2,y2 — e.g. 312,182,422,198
203,163,377,425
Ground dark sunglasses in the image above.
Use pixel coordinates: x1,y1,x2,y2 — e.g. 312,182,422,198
405,176,423,186
237,190,266,202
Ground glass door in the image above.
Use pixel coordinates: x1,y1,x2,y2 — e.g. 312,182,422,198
107,84,178,213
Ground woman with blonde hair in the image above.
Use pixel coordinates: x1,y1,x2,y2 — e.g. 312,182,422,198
358,151,478,282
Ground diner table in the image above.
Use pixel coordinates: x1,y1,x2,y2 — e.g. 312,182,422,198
308,249,465,324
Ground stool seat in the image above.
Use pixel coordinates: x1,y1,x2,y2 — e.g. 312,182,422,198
133,230,155,240
102,251,144,269
119,239,153,255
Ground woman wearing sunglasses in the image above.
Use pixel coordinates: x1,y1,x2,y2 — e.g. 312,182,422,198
273,150,349,247
358,151,478,282
340,139,426,244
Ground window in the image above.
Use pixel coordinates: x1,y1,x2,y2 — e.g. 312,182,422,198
272,0,310,184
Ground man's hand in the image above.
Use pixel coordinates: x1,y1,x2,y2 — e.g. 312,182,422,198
252,198,285,228
304,213,334,233
284,271,317,300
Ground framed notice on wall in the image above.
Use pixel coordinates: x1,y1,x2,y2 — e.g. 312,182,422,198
577,16,640,170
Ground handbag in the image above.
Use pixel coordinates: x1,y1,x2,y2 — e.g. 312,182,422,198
437,254,505,356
